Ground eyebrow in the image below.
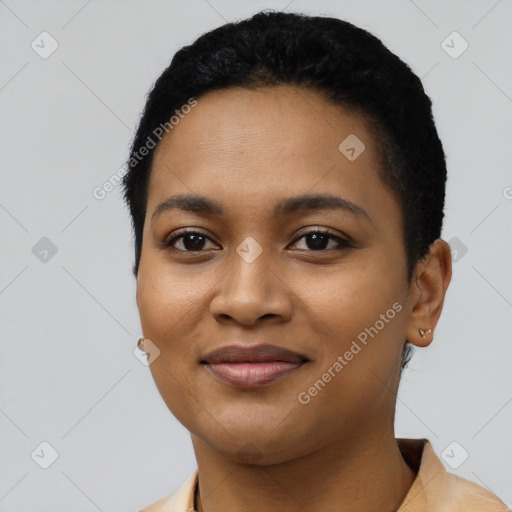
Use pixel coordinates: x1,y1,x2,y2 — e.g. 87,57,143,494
151,193,372,223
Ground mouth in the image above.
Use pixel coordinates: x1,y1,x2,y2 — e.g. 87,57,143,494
200,344,310,388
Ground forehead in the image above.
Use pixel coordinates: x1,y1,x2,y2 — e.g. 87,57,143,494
152,85,373,168
148,85,400,229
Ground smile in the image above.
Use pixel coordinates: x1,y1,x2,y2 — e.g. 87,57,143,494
200,343,310,387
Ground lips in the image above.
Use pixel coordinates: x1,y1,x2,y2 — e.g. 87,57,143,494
201,344,309,387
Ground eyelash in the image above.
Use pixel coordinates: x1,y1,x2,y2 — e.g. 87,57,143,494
161,227,353,253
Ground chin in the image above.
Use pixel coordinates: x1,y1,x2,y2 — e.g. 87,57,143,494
192,416,315,464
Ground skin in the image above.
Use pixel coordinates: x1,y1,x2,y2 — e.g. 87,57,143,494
136,84,452,512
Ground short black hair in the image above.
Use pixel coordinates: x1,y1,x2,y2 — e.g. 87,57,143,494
122,10,447,370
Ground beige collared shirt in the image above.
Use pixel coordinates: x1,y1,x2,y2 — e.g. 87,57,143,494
140,438,510,511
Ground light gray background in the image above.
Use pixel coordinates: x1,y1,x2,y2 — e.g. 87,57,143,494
1,0,511,510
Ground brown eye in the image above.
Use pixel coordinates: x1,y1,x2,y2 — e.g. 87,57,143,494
290,228,352,251
163,230,219,252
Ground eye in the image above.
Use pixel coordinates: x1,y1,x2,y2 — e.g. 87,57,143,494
161,227,352,253
289,228,352,251
162,229,219,252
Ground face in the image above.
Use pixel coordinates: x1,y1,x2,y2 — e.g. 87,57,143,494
136,85,417,464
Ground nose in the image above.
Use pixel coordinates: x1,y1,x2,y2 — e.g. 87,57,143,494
209,244,293,326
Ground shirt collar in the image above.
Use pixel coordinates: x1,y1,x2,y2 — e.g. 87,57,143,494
141,438,509,511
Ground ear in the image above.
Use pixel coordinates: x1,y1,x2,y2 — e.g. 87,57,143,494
405,239,452,348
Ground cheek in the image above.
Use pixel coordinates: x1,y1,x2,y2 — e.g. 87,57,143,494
136,267,205,424
137,270,171,334
300,254,405,366
137,263,199,335
300,255,391,322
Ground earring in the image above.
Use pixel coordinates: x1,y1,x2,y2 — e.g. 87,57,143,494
419,328,432,338
137,337,145,349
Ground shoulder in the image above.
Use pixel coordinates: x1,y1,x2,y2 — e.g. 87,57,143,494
139,493,178,512
435,469,510,511
139,469,198,512
397,438,510,512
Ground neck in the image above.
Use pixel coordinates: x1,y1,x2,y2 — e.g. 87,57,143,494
192,429,417,512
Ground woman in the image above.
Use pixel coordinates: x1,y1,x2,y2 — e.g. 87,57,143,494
122,11,509,512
